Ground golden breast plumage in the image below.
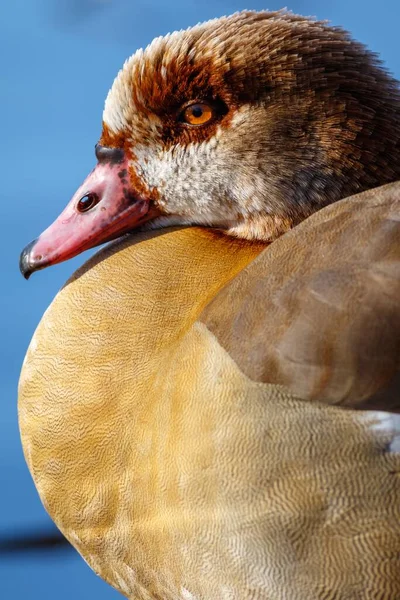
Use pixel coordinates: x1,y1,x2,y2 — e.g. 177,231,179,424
19,188,400,599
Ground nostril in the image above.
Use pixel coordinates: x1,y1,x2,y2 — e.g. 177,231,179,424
95,143,125,164
77,193,100,213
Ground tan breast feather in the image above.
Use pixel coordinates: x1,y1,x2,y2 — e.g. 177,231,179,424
19,183,400,599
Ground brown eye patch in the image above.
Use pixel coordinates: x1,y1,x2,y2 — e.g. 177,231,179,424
151,93,231,147
179,102,215,126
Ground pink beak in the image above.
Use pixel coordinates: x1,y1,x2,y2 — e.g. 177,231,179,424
20,145,155,279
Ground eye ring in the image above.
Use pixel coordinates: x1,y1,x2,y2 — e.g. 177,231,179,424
77,193,100,213
179,102,215,127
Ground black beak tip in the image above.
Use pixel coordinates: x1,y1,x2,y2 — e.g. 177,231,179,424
19,239,38,280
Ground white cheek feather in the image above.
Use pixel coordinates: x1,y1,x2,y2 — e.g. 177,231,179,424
132,127,232,224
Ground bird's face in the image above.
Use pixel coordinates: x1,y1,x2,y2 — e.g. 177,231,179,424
20,11,400,277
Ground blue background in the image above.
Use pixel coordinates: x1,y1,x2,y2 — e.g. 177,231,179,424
1,1,399,597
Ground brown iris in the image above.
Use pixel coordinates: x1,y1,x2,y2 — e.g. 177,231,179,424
77,193,100,213
181,102,214,126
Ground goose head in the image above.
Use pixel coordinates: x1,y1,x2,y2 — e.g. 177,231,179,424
20,10,400,277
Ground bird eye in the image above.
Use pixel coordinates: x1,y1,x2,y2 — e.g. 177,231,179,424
77,193,100,213
181,102,214,126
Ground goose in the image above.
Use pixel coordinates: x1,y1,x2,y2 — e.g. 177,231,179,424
19,10,400,600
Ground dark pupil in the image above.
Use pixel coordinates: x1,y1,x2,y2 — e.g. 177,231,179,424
191,105,203,118
77,193,99,212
